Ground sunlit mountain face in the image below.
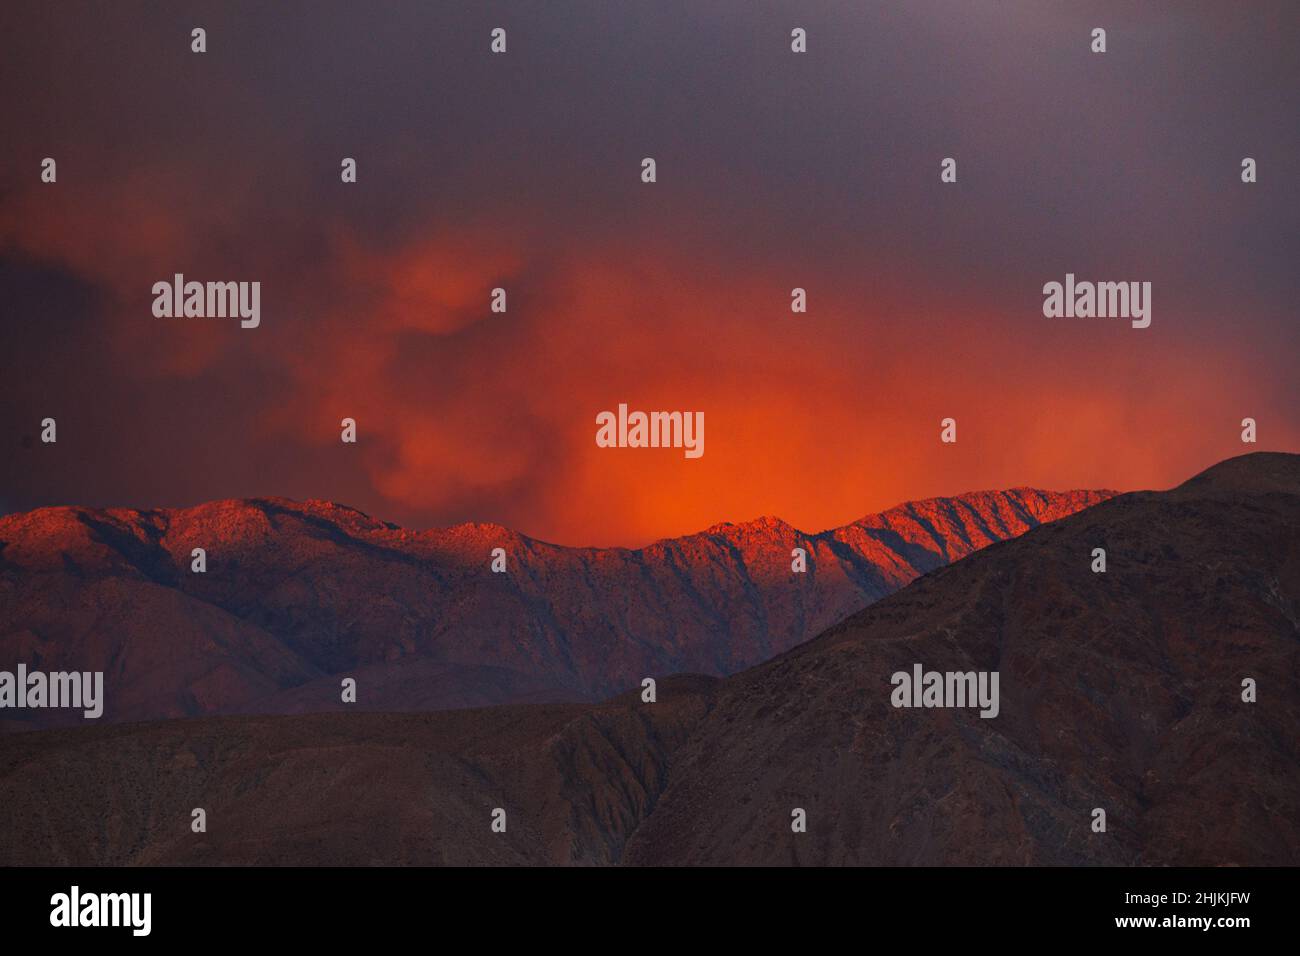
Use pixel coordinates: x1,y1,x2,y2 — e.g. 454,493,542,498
0,485,1110,729
1,2,1296,546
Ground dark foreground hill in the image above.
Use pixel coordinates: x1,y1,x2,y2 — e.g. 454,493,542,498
0,453,1295,866
0,486,1108,729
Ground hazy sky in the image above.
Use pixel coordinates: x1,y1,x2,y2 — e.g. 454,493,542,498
2,1,1297,545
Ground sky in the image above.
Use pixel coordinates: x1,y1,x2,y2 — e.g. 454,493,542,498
1,1,1297,546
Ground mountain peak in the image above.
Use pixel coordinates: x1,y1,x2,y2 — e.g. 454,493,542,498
1178,451,1300,496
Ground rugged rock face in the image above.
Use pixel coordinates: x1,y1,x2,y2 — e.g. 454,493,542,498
0,453,1294,866
0,486,1110,728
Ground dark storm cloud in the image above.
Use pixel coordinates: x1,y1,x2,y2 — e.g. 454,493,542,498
1,1,1296,543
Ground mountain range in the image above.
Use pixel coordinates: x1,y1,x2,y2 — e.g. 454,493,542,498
0,486,1110,729
0,455,1294,868
0,452,1295,865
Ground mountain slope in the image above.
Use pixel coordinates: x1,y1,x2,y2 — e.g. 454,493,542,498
0,676,718,866
623,452,1300,865
0,487,1110,728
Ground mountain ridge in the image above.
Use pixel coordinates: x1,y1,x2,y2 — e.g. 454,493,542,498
3,483,1111,550
0,486,1115,728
